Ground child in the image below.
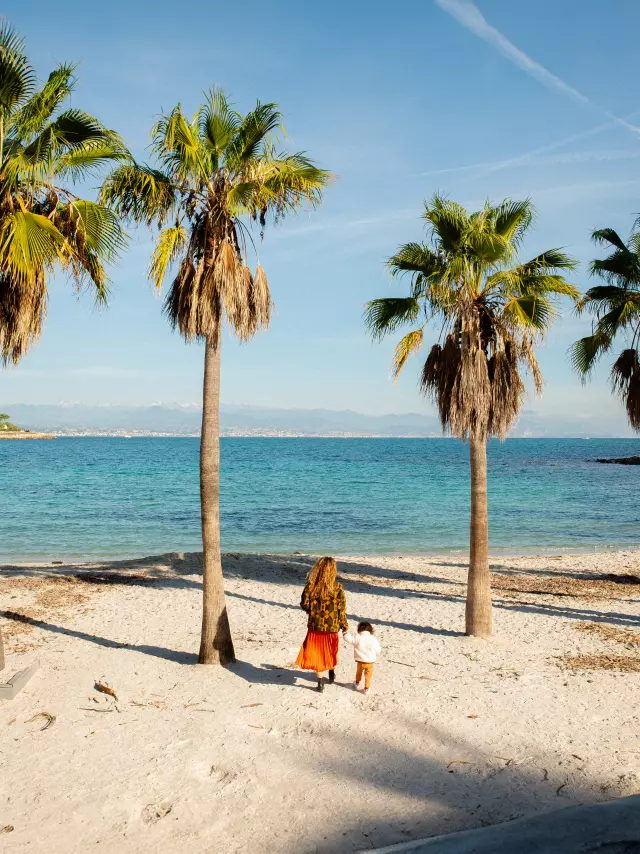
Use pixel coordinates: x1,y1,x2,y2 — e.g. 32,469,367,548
343,621,381,695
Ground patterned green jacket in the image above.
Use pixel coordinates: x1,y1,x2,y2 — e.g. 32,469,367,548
300,582,349,633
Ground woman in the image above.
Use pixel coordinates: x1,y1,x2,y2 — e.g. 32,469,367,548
295,556,348,692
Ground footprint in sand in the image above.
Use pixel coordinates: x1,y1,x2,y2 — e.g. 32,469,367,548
141,801,172,824
209,764,238,791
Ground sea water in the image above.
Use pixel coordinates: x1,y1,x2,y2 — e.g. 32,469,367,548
0,437,637,560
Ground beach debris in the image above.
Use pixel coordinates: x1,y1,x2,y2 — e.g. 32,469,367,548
141,801,172,824
0,825,14,834
554,653,640,673
417,675,438,681
26,712,55,731
447,760,472,769
241,703,264,708
94,681,118,701
556,781,568,796
388,659,415,668
542,768,549,780
468,714,481,719
131,699,167,709
575,622,640,648
248,724,265,729
571,754,584,761
491,572,640,600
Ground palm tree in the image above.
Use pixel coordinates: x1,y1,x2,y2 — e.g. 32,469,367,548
0,22,126,670
571,222,640,432
101,90,330,664
365,195,578,637
0,21,127,366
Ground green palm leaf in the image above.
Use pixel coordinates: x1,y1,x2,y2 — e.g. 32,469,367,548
150,226,187,290
0,210,65,284
0,19,35,115
100,164,177,227
9,64,75,139
364,297,421,340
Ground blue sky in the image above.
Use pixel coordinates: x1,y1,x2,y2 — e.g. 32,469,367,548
2,0,640,434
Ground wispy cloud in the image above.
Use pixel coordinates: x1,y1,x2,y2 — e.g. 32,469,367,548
272,209,418,240
435,0,640,135
422,146,640,178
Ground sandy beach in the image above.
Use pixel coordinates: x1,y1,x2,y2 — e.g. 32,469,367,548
1,549,639,853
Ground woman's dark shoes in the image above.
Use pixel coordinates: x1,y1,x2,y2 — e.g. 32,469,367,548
328,670,335,684
317,677,325,692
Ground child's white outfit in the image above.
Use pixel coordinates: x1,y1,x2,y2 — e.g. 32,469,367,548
344,630,381,692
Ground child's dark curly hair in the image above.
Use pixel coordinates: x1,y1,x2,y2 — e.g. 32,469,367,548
357,621,374,634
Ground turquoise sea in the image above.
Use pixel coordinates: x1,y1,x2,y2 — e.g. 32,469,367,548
0,437,638,561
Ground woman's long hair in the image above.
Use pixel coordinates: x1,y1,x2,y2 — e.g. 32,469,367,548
306,556,337,599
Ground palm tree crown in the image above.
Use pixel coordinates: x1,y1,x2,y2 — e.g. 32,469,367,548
0,20,127,365
366,195,579,438
100,88,330,340
571,223,640,431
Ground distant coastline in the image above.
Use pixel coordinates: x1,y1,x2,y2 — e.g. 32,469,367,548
23,430,639,439
0,431,55,440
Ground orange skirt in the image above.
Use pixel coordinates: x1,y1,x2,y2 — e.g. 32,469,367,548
295,630,339,672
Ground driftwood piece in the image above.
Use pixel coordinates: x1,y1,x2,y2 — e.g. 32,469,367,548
0,659,40,701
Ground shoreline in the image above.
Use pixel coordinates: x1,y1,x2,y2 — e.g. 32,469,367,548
0,431,55,440
2,544,639,567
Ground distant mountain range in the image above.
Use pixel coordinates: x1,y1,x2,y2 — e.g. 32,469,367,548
0,403,634,438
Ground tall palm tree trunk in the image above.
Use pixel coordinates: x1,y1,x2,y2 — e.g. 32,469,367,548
465,431,492,637
198,331,235,665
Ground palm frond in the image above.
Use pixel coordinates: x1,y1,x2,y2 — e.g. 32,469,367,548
364,297,420,340
569,331,612,376
611,348,640,431
9,63,75,139
392,329,423,380
0,210,65,285
423,194,468,253
239,150,331,217
591,227,629,252
153,106,208,184
225,101,281,170
502,293,553,330
198,87,240,159
150,226,187,290
0,19,35,114
56,138,130,180
61,200,126,262
491,199,533,248
387,242,443,278
0,269,46,365
100,163,178,226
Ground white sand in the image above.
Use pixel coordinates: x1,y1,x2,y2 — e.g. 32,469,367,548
1,550,639,853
